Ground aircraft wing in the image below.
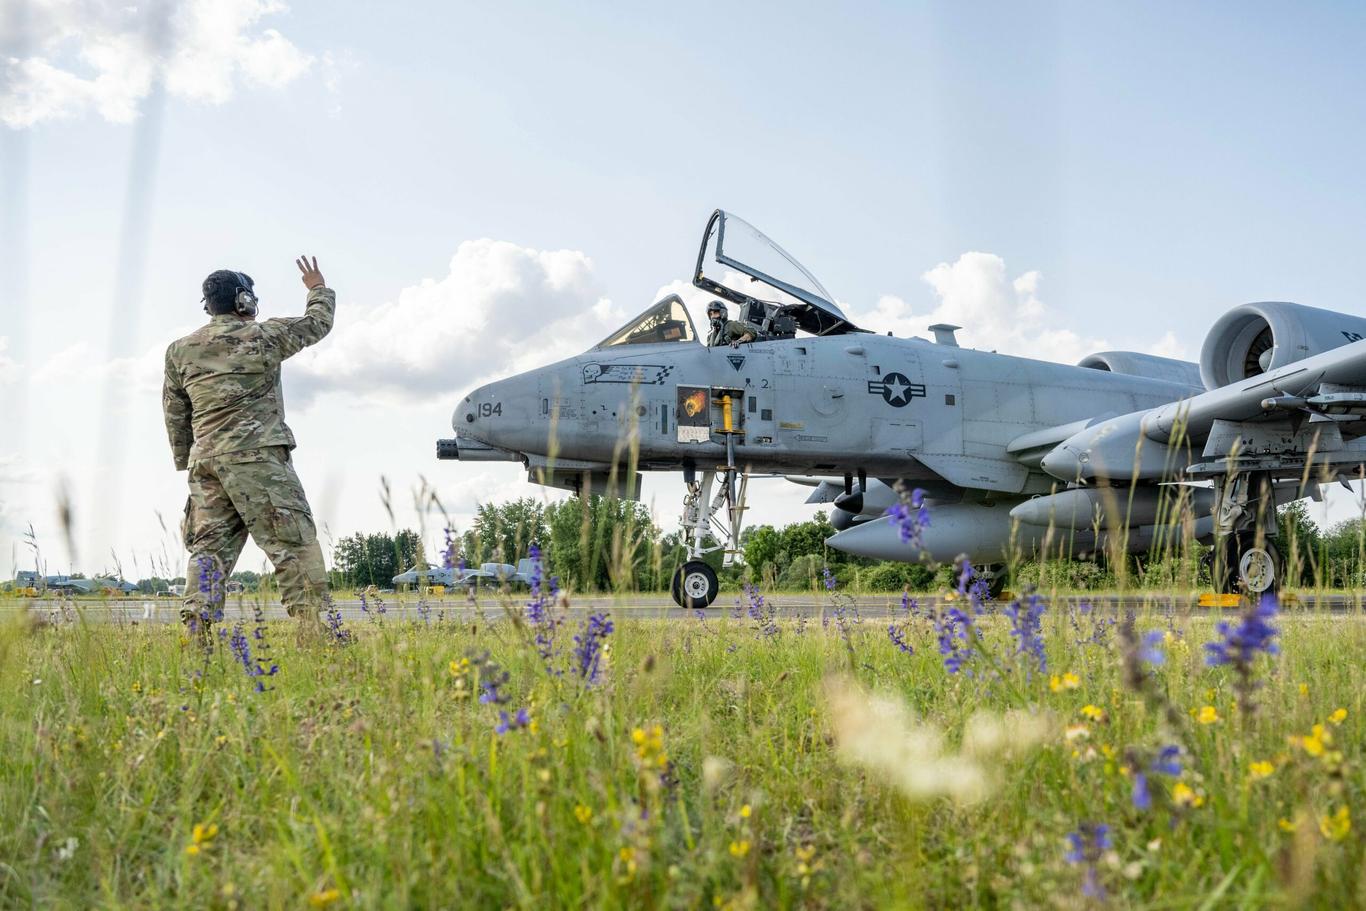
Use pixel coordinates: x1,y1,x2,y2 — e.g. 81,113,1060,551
1037,337,1366,484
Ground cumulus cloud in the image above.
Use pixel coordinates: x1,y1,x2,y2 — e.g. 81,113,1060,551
289,239,627,406
0,0,313,128
844,251,1112,366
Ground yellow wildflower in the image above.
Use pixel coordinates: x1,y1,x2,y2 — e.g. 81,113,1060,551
1171,782,1204,808
739,804,752,819
1319,806,1351,842
1298,683,1309,698
186,822,218,856
308,888,341,907
632,725,668,769
574,804,593,825
1299,724,1330,757
729,839,751,858
1196,705,1220,725
1277,817,1298,833
1247,760,1275,781
1080,704,1105,721
1328,708,1348,726
1049,672,1081,693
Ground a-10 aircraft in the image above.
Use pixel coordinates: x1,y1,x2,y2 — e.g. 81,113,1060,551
439,209,1366,606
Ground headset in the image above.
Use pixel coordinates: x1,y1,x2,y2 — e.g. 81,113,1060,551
230,271,258,317
202,271,258,317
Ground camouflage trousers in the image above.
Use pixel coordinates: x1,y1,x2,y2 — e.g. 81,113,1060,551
181,446,329,628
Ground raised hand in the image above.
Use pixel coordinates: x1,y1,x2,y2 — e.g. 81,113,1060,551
296,255,325,290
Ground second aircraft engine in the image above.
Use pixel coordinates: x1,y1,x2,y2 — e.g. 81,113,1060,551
1077,351,1202,387
1199,301,1366,390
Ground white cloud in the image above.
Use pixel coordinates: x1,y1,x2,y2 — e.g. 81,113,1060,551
0,0,313,128
842,251,1111,366
0,336,17,386
1146,329,1189,361
290,239,627,406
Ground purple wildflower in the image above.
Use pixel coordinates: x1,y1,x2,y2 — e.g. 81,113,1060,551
936,605,974,674
1065,822,1111,899
323,596,351,646
1205,593,1279,713
1131,745,1182,811
884,484,930,549
572,612,613,685
228,608,279,693
744,583,779,639
887,623,914,655
475,655,511,705
1005,591,1047,676
1139,630,1165,667
495,706,532,735
524,544,562,670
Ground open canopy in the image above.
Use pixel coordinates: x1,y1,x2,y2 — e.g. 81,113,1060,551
693,209,863,336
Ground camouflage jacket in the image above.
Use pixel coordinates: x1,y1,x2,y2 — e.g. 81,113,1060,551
707,319,752,347
163,286,335,470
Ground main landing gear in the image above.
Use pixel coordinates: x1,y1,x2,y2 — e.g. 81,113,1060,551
1207,472,1282,595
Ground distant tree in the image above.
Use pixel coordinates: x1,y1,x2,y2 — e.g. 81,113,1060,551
1277,501,1322,586
546,496,660,592
742,525,781,575
464,500,548,567
332,529,423,588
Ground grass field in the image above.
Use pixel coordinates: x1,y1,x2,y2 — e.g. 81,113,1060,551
1,585,1362,909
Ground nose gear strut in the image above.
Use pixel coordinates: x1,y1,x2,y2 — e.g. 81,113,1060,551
672,390,748,608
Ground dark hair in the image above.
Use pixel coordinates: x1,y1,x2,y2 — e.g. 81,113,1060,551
202,269,253,315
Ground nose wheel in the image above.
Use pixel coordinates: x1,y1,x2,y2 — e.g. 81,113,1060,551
671,561,719,609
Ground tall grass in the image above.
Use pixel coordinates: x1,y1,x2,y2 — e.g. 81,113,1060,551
1,591,1363,907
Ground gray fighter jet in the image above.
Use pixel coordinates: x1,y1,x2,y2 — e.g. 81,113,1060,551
440,209,1366,606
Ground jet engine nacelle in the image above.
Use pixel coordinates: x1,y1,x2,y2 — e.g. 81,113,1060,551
1077,351,1202,387
1199,302,1366,390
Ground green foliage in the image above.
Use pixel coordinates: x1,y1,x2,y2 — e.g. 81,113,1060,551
332,529,422,588
463,500,547,567
857,561,936,592
545,496,660,593
777,553,826,590
1014,559,1116,592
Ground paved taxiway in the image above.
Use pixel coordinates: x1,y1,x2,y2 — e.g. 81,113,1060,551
7,591,1366,625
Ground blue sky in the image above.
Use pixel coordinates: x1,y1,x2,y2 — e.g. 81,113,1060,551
4,1,1366,578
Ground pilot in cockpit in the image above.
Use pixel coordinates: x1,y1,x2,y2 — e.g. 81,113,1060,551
706,301,755,348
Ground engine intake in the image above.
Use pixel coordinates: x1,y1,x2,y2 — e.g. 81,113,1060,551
1199,302,1366,390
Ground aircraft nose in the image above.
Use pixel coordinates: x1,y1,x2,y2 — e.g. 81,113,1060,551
1040,444,1084,483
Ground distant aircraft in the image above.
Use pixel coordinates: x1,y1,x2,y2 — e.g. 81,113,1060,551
439,209,1366,605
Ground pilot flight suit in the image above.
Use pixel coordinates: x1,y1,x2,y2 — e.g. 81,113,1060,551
162,286,336,627
707,319,752,347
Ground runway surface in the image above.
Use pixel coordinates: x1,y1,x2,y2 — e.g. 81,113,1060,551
7,590,1366,626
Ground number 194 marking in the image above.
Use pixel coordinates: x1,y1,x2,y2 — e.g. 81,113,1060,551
478,402,503,417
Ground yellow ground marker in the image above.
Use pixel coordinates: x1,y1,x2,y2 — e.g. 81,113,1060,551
1198,593,1242,608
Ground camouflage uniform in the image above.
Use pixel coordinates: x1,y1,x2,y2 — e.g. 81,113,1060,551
163,286,336,627
707,319,752,347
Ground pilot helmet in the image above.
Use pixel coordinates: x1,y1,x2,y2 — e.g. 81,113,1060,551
706,300,727,321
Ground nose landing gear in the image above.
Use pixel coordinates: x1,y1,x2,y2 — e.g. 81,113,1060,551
670,390,747,609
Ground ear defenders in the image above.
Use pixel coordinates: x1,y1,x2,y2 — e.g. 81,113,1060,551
231,271,258,317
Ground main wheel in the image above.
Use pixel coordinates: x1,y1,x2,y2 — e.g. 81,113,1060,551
1211,535,1282,594
671,561,719,609
1238,544,1280,594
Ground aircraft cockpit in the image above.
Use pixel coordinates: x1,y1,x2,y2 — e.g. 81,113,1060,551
693,209,864,337
594,294,697,349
